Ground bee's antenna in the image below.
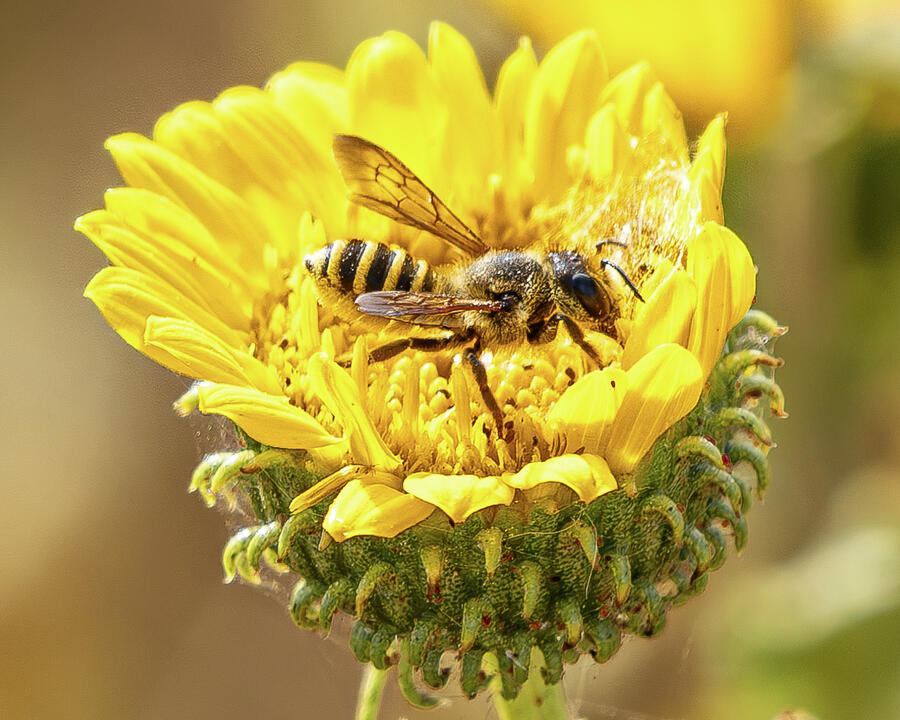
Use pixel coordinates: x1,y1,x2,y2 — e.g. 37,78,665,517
600,260,645,303
595,239,629,253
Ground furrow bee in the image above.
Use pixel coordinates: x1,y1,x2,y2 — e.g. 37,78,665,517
305,134,643,437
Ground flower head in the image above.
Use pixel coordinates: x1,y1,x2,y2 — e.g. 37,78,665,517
80,25,755,540
79,23,784,704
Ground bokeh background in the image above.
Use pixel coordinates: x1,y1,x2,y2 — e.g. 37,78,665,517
2,1,898,718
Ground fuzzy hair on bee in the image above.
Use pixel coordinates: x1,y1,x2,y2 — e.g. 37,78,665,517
304,134,644,435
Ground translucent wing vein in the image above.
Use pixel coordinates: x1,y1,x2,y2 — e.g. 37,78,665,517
333,134,487,256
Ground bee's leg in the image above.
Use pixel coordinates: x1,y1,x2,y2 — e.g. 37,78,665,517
464,345,506,439
368,334,471,363
337,330,476,367
529,313,606,366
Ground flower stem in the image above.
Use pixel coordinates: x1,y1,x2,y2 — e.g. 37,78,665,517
355,665,388,720
488,650,572,720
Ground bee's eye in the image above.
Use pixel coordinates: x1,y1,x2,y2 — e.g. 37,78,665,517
571,274,596,298
571,273,609,317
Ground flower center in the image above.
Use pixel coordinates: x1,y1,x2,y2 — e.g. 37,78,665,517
248,142,697,476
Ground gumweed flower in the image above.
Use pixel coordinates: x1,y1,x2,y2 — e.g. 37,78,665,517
79,23,785,718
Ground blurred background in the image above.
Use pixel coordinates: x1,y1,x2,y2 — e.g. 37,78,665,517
2,0,898,718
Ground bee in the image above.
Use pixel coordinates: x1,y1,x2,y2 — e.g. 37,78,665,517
305,135,643,436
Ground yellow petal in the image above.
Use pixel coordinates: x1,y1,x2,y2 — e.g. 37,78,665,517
494,36,538,185
687,222,756,377
308,353,401,471
289,466,401,514
101,186,265,295
622,269,698,369
84,266,248,376
76,205,252,331
144,316,281,394
196,383,344,449
294,275,322,357
428,22,497,204
526,30,607,200
701,171,725,224
153,90,342,251
346,31,442,194
213,87,345,232
403,473,514,523
506,454,617,503
599,62,657,136
266,63,349,236
266,62,347,152
687,166,724,224
605,344,705,475
641,82,688,162
636,258,675,300
323,480,435,542
105,133,270,267
548,367,627,454
585,105,629,181
690,113,727,193
152,100,253,203
673,167,724,230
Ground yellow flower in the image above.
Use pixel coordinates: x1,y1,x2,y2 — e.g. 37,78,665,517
79,24,756,544
487,0,794,139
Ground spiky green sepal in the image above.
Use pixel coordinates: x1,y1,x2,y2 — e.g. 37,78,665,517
190,310,785,702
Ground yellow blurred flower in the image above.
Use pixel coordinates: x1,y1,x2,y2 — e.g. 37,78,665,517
488,0,794,139
79,24,755,544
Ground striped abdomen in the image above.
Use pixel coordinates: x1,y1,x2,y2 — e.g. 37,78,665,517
304,240,436,295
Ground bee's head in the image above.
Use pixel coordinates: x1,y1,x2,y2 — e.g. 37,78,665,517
546,251,614,324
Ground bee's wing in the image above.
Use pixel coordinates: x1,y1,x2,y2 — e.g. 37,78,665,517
356,291,505,327
333,134,488,257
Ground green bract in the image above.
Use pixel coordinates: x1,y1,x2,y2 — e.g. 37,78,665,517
192,309,784,704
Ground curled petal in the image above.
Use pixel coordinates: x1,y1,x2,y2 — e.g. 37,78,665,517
693,167,725,223
309,353,401,471
289,466,401,514
687,222,756,377
605,344,705,475
84,266,247,377
507,454,617,503
548,367,627,454
196,383,344,449
622,269,697,369
145,316,280,393
404,473,514,523
324,480,435,541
